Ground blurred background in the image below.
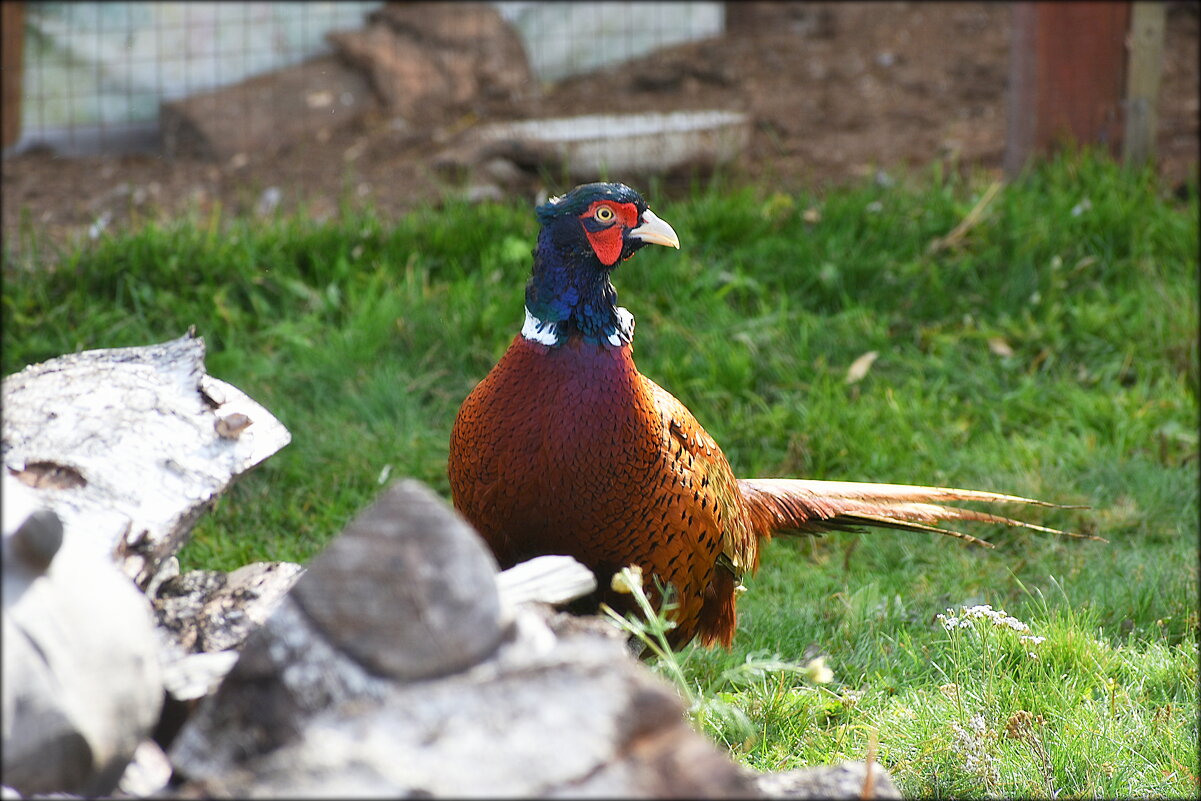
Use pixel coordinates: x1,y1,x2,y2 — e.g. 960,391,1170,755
2,1,1198,248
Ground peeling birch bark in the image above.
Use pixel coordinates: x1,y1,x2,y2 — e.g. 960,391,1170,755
2,331,291,587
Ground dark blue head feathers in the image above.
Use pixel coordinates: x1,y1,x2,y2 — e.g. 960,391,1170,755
525,183,653,347
535,183,648,225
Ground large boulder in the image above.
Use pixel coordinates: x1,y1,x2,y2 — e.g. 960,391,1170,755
328,2,535,124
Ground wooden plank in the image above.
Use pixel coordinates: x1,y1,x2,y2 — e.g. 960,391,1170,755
1004,2,1132,176
1004,4,1039,176
2,1,24,151
1123,2,1166,166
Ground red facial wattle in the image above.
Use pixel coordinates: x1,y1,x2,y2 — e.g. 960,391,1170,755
580,201,640,266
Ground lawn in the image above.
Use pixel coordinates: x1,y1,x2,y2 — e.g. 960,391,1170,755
3,151,1197,797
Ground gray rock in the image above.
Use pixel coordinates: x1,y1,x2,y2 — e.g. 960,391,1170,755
288,479,505,681
329,2,535,121
169,594,395,776
169,481,504,777
174,603,757,798
168,480,758,797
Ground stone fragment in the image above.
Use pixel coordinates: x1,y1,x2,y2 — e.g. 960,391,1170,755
288,479,505,681
172,602,759,798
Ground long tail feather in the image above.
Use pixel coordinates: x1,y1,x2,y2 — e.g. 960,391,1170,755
738,478,1099,546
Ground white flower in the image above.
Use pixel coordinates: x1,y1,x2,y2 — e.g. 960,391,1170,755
943,603,1033,632
803,656,834,684
949,714,1000,787
610,565,644,594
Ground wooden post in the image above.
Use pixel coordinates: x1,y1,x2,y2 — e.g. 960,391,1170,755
1004,2,1133,176
1122,2,1166,166
2,1,25,151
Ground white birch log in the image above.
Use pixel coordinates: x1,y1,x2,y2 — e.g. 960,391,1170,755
1,330,291,587
2,476,164,797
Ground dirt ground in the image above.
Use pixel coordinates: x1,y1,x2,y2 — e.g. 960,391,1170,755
3,2,1197,256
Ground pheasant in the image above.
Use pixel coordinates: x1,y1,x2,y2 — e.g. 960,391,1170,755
448,182,1085,650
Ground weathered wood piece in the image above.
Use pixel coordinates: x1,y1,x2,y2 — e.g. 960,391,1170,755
747,761,901,799
495,553,597,607
117,739,174,799
1004,2,1132,175
160,55,376,161
155,561,306,656
1123,2,1167,166
2,476,164,797
153,560,305,712
2,330,291,589
1,2,24,151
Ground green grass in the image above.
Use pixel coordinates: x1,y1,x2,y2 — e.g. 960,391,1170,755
4,151,1197,797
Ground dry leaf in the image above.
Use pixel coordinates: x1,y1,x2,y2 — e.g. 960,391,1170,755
988,337,1014,357
845,350,879,383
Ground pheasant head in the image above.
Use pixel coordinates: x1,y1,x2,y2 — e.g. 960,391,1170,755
524,183,679,348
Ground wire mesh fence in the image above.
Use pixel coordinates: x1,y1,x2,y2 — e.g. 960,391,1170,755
12,1,729,158
16,2,379,155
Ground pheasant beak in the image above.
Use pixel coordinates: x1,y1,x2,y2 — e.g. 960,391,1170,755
630,208,680,249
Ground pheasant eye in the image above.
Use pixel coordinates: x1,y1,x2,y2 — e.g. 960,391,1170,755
594,206,615,223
